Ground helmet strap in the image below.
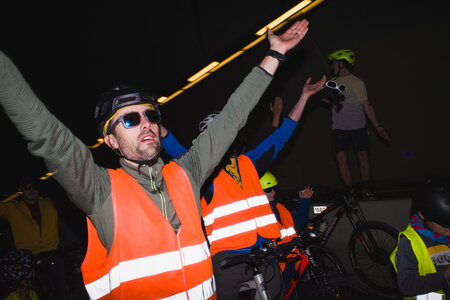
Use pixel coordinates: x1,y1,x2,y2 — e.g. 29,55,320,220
112,148,159,174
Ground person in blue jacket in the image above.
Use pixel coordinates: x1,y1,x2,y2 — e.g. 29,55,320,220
161,76,325,299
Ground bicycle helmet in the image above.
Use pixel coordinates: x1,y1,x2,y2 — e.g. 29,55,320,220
94,84,159,136
327,49,356,67
413,179,450,228
260,172,278,190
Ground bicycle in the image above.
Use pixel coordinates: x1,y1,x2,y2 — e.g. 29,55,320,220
221,234,369,300
220,242,282,300
301,189,400,296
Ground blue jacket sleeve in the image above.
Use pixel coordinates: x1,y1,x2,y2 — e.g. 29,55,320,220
244,117,297,177
162,131,188,159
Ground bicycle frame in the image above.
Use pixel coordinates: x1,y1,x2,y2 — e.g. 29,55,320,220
306,194,378,253
282,239,344,300
283,251,308,299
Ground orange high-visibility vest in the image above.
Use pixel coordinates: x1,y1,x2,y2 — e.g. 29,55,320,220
275,202,300,273
81,162,216,300
201,155,283,256
276,203,297,244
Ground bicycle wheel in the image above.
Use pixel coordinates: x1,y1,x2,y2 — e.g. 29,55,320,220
294,245,346,300
308,245,346,277
303,276,370,300
348,221,399,295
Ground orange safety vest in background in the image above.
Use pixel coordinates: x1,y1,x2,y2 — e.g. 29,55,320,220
201,155,283,256
276,203,297,244
81,162,215,300
275,202,300,273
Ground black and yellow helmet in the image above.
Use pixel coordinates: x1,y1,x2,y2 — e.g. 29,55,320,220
328,49,356,67
94,85,159,136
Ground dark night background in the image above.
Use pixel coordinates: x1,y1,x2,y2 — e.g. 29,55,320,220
1,0,449,198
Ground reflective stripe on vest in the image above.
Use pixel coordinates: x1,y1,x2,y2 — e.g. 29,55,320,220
203,195,270,226
207,213,278,243
85,241,211,299
276,203,297,242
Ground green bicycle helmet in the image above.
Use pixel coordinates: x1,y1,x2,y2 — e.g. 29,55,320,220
328,49,356,67
260,172,278,190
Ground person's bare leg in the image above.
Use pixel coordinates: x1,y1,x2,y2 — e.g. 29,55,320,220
356,150,375,199
356,150,370,181
336,151,352,186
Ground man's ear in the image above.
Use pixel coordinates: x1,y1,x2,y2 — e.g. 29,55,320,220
104,134,119,150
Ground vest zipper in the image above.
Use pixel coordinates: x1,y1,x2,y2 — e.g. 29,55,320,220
148,166,168,220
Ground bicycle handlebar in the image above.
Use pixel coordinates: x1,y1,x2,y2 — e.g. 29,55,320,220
220,240,296,270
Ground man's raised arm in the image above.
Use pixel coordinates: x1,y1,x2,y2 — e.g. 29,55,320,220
176,20,310,186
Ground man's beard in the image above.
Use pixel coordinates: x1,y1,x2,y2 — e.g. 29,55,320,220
136,141,161,161
115,131,162,163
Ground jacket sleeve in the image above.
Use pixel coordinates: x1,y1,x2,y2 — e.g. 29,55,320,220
162,131,188,159
245,117,297,177
176,66,273,187
0,51,110,215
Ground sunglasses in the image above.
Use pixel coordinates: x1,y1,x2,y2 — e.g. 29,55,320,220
23,184,37,191
110,109,161,132
325,80,346,93
263,187,276,193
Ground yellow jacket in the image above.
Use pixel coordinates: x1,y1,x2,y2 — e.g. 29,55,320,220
0,197,58,254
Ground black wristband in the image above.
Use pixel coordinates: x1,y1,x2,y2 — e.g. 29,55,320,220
266,49,286,62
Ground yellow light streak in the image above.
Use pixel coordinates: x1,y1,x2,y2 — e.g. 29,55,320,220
159,89,185,104
187,62,219,82
255,0,312,36
289,0,325,20
40,171,58,180
1,0,325,200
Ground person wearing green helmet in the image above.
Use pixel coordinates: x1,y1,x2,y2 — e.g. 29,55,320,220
259,171,314,300
324,49,391,199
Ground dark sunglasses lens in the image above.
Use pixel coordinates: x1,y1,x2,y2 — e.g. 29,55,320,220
122,112,141,128
338,85,345,92
326,81,337,88
24,185,36,191
144,110,161,123
263,187,273,193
